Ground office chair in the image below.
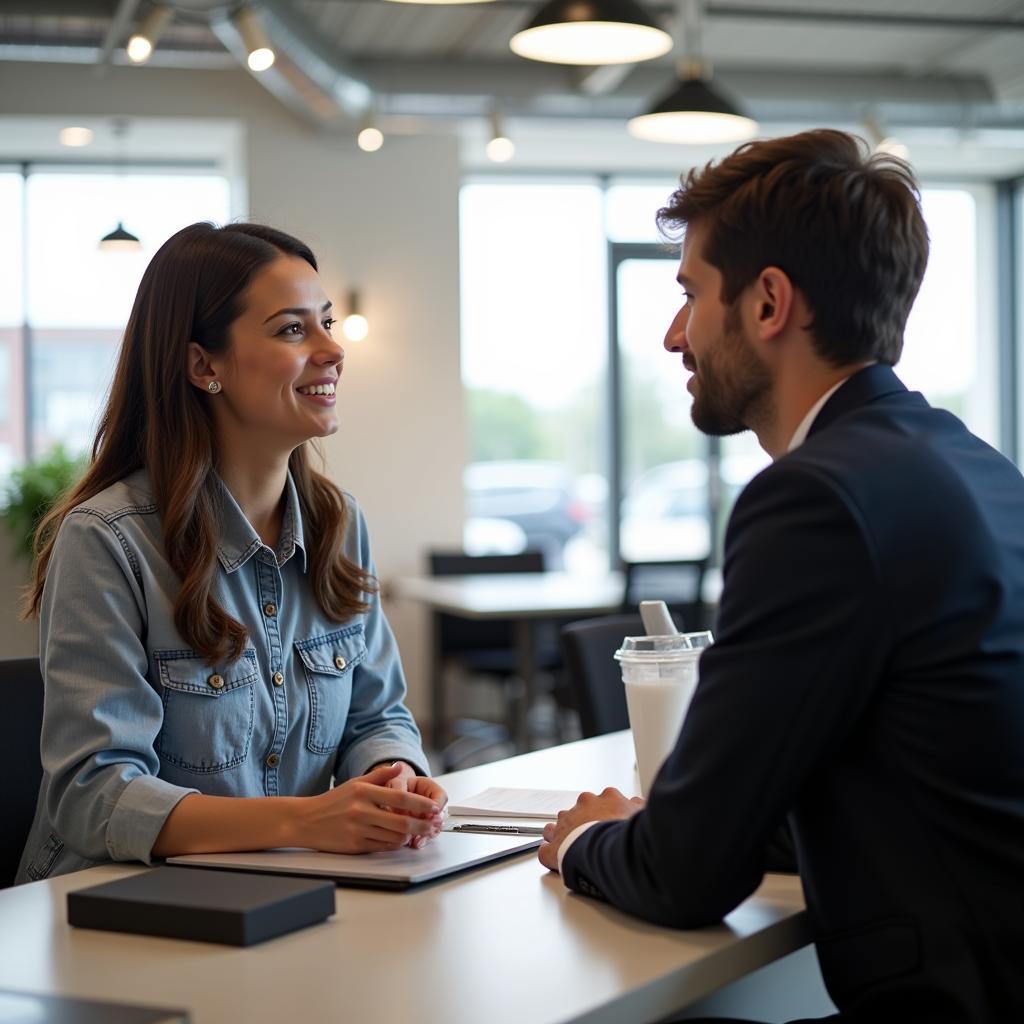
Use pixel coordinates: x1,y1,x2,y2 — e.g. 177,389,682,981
560,612,680,739
0,656,44,888
621,558,709,632
428,550,561,768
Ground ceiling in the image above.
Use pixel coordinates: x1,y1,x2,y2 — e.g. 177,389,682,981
1,0,1024,172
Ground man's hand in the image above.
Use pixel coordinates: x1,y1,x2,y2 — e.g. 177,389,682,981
538,788,644,871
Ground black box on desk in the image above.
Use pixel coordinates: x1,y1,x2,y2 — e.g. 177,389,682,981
67,866,335,946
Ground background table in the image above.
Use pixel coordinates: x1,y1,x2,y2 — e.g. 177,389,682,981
0,733,836,1024
395,571,624,749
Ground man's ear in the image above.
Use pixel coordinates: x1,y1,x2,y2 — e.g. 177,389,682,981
751,267,795,341
186,343,219,393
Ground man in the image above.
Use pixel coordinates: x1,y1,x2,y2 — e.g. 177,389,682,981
539,130,1024,1023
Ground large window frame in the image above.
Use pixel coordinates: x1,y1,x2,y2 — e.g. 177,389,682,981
0,159,230,476
461,171,1019,571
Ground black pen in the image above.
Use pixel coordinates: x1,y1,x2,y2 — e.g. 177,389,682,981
448,823,546,836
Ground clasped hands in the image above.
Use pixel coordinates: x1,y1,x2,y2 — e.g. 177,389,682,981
538,787,645,871
302,761,448,854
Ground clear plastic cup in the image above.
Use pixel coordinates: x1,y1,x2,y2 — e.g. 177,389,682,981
615,632,713,797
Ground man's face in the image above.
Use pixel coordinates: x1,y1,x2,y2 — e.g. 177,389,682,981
664,220,771,436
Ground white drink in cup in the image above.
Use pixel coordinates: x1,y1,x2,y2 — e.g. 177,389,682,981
616,631,713,797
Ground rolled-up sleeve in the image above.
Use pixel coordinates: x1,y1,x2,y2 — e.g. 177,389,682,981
332,502,429,781
40,511,198,864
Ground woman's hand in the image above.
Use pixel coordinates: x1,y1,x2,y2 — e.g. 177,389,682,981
297,763,444,854
384,761,449,849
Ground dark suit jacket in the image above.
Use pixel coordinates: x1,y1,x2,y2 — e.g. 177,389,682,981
562,365,1024,1023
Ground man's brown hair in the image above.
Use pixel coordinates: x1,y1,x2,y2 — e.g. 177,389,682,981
657,129,929,367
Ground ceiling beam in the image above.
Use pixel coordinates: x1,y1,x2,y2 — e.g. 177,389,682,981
95,0,139,70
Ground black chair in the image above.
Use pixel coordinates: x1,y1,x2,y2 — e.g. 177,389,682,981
621,558,709,632
560,612,680,739
0,657,44,888
429,550,561,768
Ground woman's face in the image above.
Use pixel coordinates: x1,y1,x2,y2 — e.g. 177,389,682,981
205,254,343,452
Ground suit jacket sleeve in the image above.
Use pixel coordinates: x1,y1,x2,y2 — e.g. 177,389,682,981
561,460,892,927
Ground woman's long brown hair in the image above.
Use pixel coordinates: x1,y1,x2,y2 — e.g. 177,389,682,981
25,222,374,665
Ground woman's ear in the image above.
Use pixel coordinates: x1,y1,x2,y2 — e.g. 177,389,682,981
186,343,220,394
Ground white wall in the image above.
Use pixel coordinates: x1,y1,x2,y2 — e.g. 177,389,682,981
0,61,467,719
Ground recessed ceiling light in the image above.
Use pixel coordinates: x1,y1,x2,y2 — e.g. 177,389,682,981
59,126,94,147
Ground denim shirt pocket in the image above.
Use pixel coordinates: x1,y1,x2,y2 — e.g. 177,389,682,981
296,625,367,755
154,648,258,774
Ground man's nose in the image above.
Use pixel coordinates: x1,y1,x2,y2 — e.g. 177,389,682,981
664,304,689,353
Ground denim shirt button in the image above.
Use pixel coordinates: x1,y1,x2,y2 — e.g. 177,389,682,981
272,671,284,686
334,655,346,670
264,603,277,617
266,753,280,768
207,674,225,690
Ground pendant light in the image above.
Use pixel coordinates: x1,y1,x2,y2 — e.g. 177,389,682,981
98,119,142,252
99,222,142,250
627,1,757,144
510,0,672,66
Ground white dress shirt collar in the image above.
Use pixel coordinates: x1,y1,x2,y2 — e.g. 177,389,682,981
785,370,866,454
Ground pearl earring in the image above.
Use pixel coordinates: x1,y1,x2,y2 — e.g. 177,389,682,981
207,380,222,394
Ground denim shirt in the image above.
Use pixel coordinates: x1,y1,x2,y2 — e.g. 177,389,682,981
16,469,427,884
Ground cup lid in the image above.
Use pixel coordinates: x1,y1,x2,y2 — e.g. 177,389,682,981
614,631,713,661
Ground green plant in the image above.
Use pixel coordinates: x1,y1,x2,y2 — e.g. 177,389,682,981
1,444,87,561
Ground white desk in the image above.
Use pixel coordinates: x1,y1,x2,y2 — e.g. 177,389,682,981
395,572,624,749
0,734,829,1024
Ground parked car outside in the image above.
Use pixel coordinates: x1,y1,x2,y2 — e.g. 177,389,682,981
464,460,589,569
619,459,711,562
619,453,771,562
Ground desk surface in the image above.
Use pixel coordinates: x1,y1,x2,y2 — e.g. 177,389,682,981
395,571,625,620
0,734,810,1024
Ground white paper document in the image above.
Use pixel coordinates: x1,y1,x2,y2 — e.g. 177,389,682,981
447,787,580,819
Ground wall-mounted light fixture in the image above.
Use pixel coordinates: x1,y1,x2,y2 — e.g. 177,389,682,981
357,110,384,152
510,0,672,66
485,111,515,163
127,4,173,64
342,289,369,342
233,6,276,72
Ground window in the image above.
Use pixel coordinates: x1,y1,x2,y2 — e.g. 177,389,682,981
460,182,607,570
900,187,997,446
2,167,230,479
460,178,1003,574
0,170,24,480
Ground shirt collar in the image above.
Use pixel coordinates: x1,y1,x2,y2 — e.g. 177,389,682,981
215,471,308,574
785,378,849,454
785,363,878,454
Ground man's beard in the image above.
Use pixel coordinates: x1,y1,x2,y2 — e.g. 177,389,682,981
690,304,772,437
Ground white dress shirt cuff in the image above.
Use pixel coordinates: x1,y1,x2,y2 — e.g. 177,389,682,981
556,820,600,875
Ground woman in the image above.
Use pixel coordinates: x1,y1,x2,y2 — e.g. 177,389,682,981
16,222,446,884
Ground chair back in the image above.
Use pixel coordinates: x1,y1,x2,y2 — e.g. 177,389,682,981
428,550,546,657
0,657,44,888
561,613,669,738
622,559,708,631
